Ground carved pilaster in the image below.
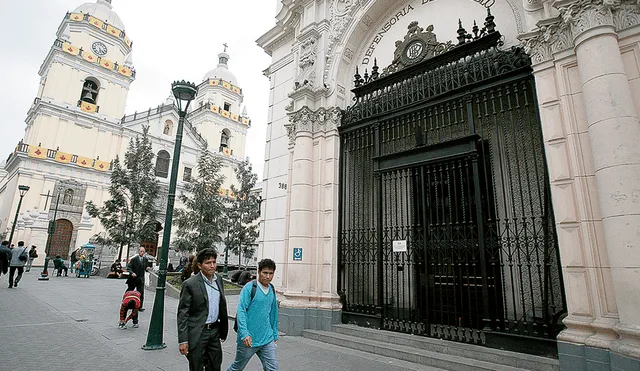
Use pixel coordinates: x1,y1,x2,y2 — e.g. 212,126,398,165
519,0,640,64
294,36,318,90
286,106,343,147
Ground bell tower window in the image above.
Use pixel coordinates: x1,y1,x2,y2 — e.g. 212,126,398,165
223,102,231,111
219,129,230,151
80,78,100,104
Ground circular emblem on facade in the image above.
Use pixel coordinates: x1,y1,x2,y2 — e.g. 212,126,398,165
405,41,424,60
91,41,108,56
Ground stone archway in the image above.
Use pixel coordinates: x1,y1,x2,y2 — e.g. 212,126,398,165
326,0,524,107
47,219,73,258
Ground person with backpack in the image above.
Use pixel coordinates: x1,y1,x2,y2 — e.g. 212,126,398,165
25,245,38,272
227,258,279,371
8,241,28,288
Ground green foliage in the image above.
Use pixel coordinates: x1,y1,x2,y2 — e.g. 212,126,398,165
86,127,160,251
173,151,226,252
224,159,260,267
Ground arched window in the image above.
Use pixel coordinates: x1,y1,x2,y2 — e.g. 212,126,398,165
80,78,100,104
163,120,173,135
155,150,171,178
62,189,74,205
220,129,230,149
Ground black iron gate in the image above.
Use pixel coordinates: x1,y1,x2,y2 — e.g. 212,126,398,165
338,13,566,355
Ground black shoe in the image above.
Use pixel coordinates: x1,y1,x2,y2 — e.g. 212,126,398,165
14,283,18,287
138,308,145,312
7,285,12,289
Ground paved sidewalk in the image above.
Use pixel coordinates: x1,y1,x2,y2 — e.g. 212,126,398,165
0,271,441,371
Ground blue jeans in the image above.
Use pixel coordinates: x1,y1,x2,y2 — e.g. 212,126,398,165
226,340,278,371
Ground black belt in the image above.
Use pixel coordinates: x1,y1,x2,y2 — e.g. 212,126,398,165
204,321,219,330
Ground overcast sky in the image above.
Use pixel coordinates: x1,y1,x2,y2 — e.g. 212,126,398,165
0,0,276,178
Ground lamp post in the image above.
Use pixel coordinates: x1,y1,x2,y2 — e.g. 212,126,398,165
144,80,197,350
39,194,60,280
223,223,230,278
8,185,30,245
117,193,131,262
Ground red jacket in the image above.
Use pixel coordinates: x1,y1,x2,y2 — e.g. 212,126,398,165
122,290,141,308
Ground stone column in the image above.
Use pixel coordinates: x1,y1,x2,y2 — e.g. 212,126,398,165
281,107,315,335
564,0,640,360
75,213,95,250
279,106,343,335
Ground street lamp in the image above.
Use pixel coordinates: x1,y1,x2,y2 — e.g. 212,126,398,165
144,80,197,350
39,193,60,281
117,192,132,262
8,185,30,245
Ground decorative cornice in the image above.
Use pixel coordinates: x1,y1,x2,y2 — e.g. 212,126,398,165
285,106,342,146
520,0,640,64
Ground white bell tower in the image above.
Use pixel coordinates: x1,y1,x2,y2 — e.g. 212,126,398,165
23,0,135,156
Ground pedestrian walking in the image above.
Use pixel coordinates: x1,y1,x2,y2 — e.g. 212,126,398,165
8,241,28,288
177,248,228,371
226,258,279,371
25,245,38,272
126,246,150,310
0,241,11,277
118,280,141,329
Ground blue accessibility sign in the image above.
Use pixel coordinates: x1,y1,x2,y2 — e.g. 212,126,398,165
293,247,303,261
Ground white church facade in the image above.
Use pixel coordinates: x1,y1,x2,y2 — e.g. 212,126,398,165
257,0,640,369
0,0,251,263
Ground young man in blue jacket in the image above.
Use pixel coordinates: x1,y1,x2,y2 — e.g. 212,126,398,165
227,258,278,371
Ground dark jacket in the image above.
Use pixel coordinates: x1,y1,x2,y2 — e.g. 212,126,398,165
177,273,228,347
127,255,148,280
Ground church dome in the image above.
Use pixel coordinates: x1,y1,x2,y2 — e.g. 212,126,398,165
202,52,238,86
74,0,125,30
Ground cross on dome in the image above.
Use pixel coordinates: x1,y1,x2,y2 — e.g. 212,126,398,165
202,46,238,86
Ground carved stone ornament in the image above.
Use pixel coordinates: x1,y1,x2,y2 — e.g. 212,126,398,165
285,106,343,146
381,22,455,76
520,0,640,64
325,0,364,84
295,37,318,90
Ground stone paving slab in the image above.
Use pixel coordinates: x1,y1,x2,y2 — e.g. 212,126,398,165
0,271,442,371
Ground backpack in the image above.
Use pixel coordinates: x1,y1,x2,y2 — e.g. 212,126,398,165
233,280,275,333
18,248,28,262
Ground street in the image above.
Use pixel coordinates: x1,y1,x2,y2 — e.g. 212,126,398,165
0,271,440,371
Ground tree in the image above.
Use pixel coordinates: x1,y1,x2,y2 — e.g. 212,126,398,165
86,127,160,259
225,159,261,268
173,151,226,252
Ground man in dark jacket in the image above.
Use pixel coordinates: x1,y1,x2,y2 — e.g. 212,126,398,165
126,246,150,310
177,248,228,371
0,241,11,277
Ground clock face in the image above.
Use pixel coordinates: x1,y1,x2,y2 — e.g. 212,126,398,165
91,41,108,56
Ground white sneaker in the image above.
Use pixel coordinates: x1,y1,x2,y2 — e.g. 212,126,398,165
133,323,139,328
118,323,126,330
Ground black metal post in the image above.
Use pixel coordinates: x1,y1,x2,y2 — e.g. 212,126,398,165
223,222,230,278
8,196,25,246
8,185,30,245
39,194,61,280
117,207,128,261
144,80,196,350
